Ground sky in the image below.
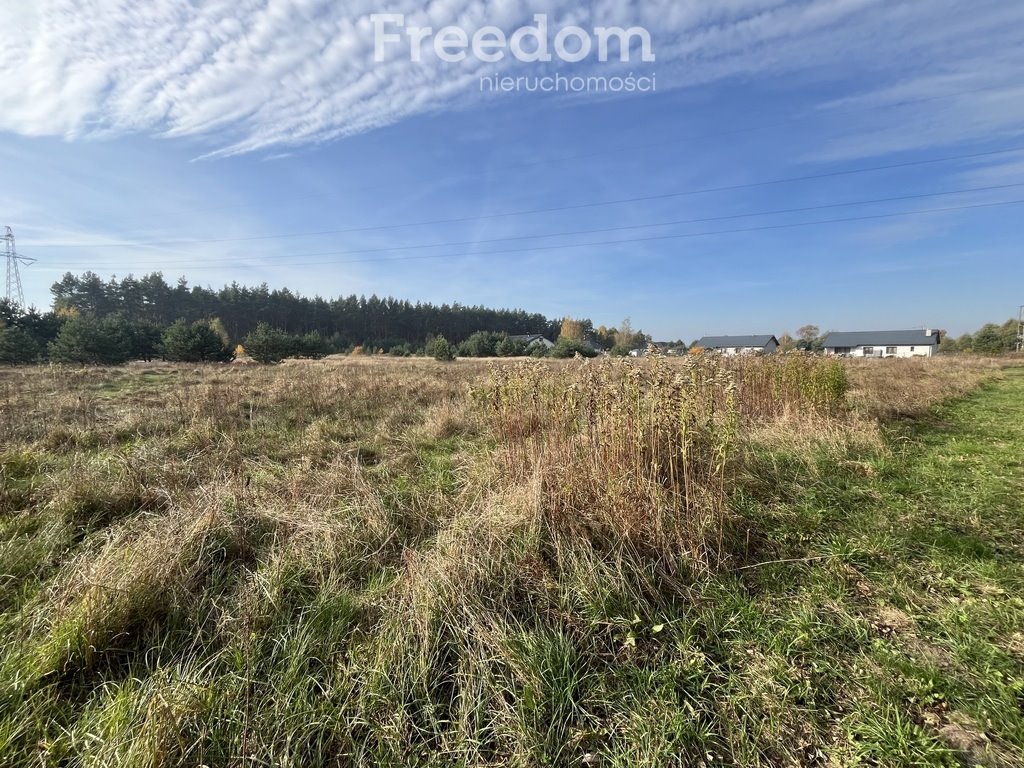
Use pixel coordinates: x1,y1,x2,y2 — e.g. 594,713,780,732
1,0,1022,339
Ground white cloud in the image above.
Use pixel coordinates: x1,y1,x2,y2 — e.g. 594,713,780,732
0,0,1022,157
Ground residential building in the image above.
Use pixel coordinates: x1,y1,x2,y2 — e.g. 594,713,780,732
821,329,940,358
694,335,779,356
509,334,554,350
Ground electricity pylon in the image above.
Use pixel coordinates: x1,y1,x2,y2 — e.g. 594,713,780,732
3,226,35,307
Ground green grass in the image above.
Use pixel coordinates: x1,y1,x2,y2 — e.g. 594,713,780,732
0,361,1021,766
717,369,1024,766
90,369,180,397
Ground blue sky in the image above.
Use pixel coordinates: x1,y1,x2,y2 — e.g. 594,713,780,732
1,0,1023,339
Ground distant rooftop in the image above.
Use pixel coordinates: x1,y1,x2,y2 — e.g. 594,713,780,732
696,335,777,349
822,330,940,347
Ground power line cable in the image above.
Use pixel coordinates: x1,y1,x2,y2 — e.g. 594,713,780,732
68,181,1024,269
32,144,1024,250
49,198,1022,274
262,199,1024,268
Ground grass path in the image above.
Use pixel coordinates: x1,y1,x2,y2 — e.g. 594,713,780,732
720,368,1024,766
859,367,1024,765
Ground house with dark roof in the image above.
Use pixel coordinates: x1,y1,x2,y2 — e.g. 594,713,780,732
695,335,779,356
822,329,940,358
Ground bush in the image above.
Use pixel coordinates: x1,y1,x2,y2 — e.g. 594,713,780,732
295,331,332,359
161,320,234,363
425,335,456,362
49,315,132,365
458,331,502,358
243,323,295,364
389,343,412,357
549,337,598,359
0,325,41,365
970,322,1017,355
495,336,528,357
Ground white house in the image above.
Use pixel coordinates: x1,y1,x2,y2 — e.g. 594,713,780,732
695,335,779,356
509,334,554,350
627,343,686,357
821,329,940,358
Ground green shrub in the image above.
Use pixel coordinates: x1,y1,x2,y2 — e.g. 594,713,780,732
495,336,529,357
244,323,295,364
161,320,234,363
549,338,598,359
458,331,502,357
425,335,456,362
49,315,133,365
0,325,41,365
296,331,332,359
389,343,412,357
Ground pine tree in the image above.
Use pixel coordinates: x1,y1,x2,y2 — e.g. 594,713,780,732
425,335,456,362
49,316,131,365
161,320,233,362
0,325,41,365
244,323,295,364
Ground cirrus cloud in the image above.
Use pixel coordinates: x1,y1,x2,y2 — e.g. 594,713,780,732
0,0,1022,158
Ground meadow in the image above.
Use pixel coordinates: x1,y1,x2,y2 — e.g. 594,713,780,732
0,354,1021,767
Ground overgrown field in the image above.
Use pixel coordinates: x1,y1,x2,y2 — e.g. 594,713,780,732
0,355,1020,767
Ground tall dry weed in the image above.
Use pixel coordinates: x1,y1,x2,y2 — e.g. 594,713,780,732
473,355,738,571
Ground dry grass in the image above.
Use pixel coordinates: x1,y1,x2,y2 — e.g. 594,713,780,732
473,355,739,571
0,353,1017,766
845,355,1004,420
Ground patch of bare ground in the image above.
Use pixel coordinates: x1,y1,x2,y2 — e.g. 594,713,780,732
1005,633,1024,663
935,714,1023,768
870,606,958,672
868,609,1023,767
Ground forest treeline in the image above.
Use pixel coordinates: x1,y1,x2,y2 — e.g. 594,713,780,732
937,318,1021,355
0,272,645,364
0,272,1019,365
48,272,562,347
